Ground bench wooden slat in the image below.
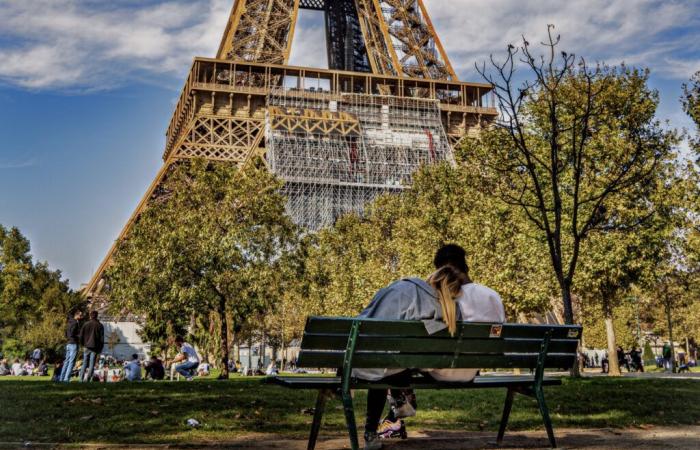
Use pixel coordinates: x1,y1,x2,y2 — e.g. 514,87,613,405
298,350,576,369
304,317,582,340
266,375,563,390
300,334,580,354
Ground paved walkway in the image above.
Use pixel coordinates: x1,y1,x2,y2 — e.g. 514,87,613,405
583,370,700,380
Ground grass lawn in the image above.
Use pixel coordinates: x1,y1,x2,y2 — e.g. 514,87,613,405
1,375,699,445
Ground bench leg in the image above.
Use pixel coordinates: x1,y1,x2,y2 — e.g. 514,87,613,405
341,390,360,450
496,387,515,445
534,387,556,448
308,389,332,450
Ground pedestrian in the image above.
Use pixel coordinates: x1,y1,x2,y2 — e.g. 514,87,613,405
31,348,42,365
629,347,644,372
79,311,104,382
601,353,609,373
59,309,84,382
662,342,673,372
616,346,629,372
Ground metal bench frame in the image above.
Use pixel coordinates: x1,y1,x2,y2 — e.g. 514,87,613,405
268,318,581,450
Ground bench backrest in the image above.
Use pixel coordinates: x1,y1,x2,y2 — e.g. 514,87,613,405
298,317,581,371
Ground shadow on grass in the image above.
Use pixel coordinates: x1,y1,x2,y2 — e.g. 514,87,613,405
0,376,698,444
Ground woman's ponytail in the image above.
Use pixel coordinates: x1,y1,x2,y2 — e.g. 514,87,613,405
428,265,468,337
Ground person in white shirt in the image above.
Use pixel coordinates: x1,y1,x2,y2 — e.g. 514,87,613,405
197,361,210,377
124,354,142,381
11,359,24,376
172,336,200,380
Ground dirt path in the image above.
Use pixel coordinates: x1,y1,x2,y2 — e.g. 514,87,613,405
12,426,698,449
224,426,700,449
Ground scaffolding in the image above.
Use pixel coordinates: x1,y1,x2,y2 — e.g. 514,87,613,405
266,88,453,229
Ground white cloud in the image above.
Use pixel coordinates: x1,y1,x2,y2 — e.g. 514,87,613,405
0,157,37,169
423,0,700,81
0,0,231,90
0,0,697,90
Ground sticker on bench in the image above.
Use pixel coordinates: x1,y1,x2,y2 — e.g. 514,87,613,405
489,324,502,338
567,329,580,339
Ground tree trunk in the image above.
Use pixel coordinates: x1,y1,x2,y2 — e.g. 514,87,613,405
666,300,676,373
561,280,575,324
604,305,621,376
561,280,581,377
217,297,230,379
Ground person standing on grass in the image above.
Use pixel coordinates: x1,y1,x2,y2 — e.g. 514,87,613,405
31,348,42,365
59,309,83,382
79,311,104,382
172,336,200,380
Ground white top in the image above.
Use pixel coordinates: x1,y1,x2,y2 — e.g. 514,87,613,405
198,363,210,373
181,343,200,364
11,363,23,376
428,283,505,382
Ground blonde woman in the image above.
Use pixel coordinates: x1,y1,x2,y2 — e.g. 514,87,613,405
359,244,505,450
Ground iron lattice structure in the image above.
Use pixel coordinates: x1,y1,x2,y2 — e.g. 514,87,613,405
267,89,452,229
85,0,497,302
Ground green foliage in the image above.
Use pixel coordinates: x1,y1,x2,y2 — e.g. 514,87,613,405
682,71,700,158
0,225,82,359
292,162,556,333
106,159,298,376
471,28,679,327
643,341,655,364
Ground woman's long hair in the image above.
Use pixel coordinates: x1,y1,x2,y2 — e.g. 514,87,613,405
428,265,468,336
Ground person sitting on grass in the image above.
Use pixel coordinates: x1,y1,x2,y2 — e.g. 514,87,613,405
124,354,142,381
11,359,24,376
265,361,278,376
144,356,165,380
23,359,35,375
197,359,211,377
0,359,9,376
172,336,200,381
357,244,505,450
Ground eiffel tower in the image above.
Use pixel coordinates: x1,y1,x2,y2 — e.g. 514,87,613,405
85,0,497,305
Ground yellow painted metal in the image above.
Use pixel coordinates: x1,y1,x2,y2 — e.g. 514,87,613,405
84,1,496,299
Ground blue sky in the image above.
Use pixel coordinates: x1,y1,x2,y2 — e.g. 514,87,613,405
0,0,698,288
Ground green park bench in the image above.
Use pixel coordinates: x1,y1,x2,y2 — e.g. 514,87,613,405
266,317,582,450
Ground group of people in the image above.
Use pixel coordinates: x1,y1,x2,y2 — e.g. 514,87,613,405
55,309,106,382
352,244,506,449
0,357,48,376
54,306,203,382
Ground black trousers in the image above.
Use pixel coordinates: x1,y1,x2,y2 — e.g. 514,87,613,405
364,370,416,433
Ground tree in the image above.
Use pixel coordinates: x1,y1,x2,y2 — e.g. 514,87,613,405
294,162,557,336
682,71,700,158
0,225,82,359
106,160,297,378
471,26,676,327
